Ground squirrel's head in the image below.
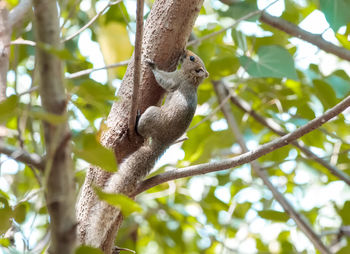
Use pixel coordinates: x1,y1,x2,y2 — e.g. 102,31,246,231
180,50,209,85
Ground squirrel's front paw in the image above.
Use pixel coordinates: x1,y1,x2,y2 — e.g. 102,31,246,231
145,59,155,69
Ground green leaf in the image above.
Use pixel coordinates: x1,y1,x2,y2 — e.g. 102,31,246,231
231,30,247,52
233,202,252,219
13,202,28,224
208,55,240,79
75,245,104,254
73,133,117,172
28,106,67,124
325,75,350,98
320,0,350,32
258,210,289,222
338,245,350,254
105,2,129,24
0,198,12,234
239,46,298,80
0,95,18,122
94,188,142,216
339,201,350,224
336,33,350,50
0,238,10,247
74,80,116,102
219,0,258,20
313,79,338,108
37,42,75,60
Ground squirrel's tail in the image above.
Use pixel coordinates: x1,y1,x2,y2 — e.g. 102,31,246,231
85,140,167,247
105,139,167,195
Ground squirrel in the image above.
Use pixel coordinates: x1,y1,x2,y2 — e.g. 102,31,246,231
85,50,208,248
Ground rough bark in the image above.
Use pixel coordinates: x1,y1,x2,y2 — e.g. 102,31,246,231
76,0,204,252
33,0,76,253
0,1,10,101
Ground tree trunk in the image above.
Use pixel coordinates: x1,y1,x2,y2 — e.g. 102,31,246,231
76,0,204,252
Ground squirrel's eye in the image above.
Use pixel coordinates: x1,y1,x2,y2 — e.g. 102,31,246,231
189,56,195,62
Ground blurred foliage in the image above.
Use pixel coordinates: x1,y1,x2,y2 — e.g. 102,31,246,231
1,0,350,253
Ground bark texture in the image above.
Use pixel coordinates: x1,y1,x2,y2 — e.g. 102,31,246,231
76,0,204,252
33,1,76,253
0,1,10,101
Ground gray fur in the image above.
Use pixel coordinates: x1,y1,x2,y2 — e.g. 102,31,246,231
85,50,208,248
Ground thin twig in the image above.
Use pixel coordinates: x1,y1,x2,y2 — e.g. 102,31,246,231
10,38,36,46
128,0,144,134
136,95,350,195
187,93,232,131
66,60,130,79
62,0,123,42
213,80,331,254
187,0,279,47
0,143,45,170
187,10,261,47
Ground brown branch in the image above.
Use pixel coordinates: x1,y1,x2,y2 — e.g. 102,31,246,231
0,2,10,102
33,0,76,253
77,1,205,252
136,95,350,195
213,81,331,254
259,12,350,62
8,0,32,28
0,0,32,102
0,143,45,170
226,89,350,186
128,0,144,134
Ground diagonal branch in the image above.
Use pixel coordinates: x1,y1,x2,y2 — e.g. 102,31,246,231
8,0,32,28
0,143,45,170
227,88,350,186
136,95,350,195
218,0,350,62
259,12,350,62
213,81,331,254
62,0,122,42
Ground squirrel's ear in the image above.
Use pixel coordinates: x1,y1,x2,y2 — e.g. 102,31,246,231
180,50,187,61
145,59,155,69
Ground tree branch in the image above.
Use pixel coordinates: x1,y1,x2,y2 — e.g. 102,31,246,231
213,81,331,254
259,12,350,62
187,9,261,47
62,0,122,42
0,143,45,170
128,0,144,134
136,95,350,195
0,1,10,101
77,1,205,252
33,0,76,253
8,0,32,28
217,0,350,62
226,88,350,186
